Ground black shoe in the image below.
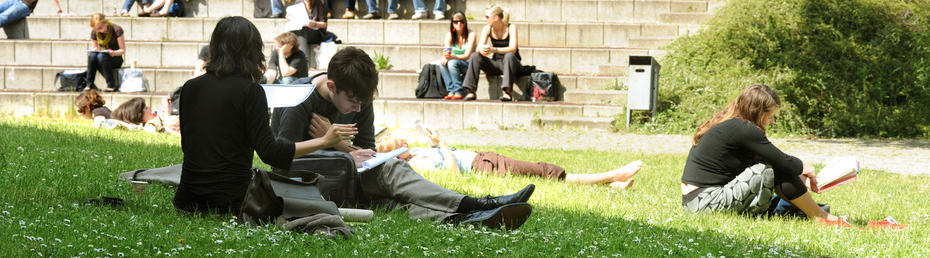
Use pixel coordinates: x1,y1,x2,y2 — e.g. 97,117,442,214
450,203,533,230
475,184,534,211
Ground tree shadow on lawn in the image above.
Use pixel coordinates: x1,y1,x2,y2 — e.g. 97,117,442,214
0,120,825,256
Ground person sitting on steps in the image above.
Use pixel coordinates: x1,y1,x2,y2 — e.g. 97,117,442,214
461,5,521,101
264,32,308,84
85,13,125,92
438,11,476,100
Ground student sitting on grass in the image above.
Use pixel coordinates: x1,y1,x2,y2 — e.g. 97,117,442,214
173,16,358,214
374,126,641,189
272,47,535,230
680,84,849,226
263,32,308,84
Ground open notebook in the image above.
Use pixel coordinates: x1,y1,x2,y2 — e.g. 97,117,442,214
815,156,860,193
358,147,409,173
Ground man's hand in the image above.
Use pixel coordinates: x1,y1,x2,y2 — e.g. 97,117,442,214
349,149,375,168
308,113,333,139
320,124,357,147
801,161,819,193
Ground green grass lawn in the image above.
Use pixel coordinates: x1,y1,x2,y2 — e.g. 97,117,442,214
1,117,928,256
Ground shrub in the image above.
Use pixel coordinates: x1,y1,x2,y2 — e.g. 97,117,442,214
650,0,930,137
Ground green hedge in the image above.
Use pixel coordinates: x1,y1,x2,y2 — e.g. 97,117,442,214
642,0,930,137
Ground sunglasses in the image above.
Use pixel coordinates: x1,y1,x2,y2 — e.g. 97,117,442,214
452,20,464,24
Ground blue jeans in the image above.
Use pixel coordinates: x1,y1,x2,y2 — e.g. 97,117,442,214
439,59,467,95
0,0,31,27
87,53,124,90
413,0,444,12
271,0,283,15
121,0,154,13
366,0,400,14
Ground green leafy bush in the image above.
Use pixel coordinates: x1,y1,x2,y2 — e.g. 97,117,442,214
650,0,930,137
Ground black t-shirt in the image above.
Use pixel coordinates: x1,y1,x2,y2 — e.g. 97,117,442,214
177,73,295,209
92,107,111,119
271,87,375,151
268,49,309,79
681,118,803,187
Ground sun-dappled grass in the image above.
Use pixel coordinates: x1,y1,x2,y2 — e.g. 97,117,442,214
1,117,928,256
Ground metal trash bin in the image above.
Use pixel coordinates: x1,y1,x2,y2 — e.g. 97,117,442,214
626,55,660,128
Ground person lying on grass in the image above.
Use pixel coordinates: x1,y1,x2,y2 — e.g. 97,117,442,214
111,97,177,135
680,84,849,226
371,125,641,189
271,47,535,230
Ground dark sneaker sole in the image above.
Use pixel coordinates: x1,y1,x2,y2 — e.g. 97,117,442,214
482,203,532,230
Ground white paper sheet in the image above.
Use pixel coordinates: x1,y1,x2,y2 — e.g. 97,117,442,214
260,83,316,108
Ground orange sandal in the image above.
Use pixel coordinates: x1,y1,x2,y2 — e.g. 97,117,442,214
867,216,908,229
817,216,856,228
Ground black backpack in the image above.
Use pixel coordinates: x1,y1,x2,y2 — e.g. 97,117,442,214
527,72,560,102
276,150,361,208
55,71,89,92
415,64,447,98
169,86,182,115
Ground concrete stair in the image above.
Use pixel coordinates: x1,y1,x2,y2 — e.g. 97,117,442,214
28,0,714,23
1,16,700,50
0,90,624,130
0,0,722,130
0,39,670,76
0,65,627,100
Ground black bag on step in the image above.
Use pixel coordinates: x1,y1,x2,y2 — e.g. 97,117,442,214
415,64,448,98
528,72,559,102
55,70,89,92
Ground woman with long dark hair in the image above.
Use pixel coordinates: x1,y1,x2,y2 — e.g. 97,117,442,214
681,84,848,225
438,11,476,99
173,16,357,214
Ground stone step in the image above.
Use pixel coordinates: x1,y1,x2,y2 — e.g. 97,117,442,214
29,0,712,23
659,12,714,24
562,89,628,105
1,66,190,93
2,16,698,49
0,90,622,130
535,116,615,130
376,71,626,100
0,40,661,75
0,65,627,103
627,36,678,49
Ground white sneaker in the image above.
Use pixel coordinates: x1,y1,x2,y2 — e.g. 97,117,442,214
433,11,445,20
411,11,426,20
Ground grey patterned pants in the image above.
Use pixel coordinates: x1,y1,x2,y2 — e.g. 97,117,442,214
683,164,775,215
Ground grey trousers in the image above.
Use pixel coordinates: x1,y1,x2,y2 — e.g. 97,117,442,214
683,164,775,215
358,159,464,221
461,52,522,94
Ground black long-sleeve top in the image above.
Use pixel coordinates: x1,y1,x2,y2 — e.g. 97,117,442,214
178,73,295,201
681,118,802,187
271,88,375,150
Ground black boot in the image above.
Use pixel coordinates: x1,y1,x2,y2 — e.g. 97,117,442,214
446,203,532,230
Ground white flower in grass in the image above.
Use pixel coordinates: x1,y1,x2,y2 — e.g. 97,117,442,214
17,146,24,151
